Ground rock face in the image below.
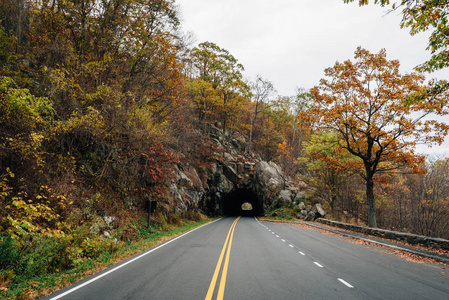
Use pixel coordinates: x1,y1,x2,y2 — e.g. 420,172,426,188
256,161,283,191
164,124,309,216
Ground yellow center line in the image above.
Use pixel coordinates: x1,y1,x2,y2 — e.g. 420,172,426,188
217,216,238,300
205,216,240,300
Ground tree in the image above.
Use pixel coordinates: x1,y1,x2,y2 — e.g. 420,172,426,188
0,0,188,213
0,0,29,46
310,47,449,228
292,88,313,151
299,131,362,212
185,78,219,131
25,0,182,119
407,157,449,238
344,0,449,73
189,42,250,133
248,75,275,152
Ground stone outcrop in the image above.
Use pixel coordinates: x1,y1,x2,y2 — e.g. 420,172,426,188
166,124,308,216
296,203,326,221
170,164,205,213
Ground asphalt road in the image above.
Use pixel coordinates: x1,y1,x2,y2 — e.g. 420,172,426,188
43,217,449,300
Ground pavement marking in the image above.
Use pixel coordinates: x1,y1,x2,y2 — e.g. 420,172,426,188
205,217,240,300
48,218,223,300
281,239,286,242
338,278,354,288
217,218,239,300
289,244,294,248
276,235,279,238
314,262,324,268
299,251,305,256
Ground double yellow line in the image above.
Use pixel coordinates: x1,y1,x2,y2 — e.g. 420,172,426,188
205,217,240,300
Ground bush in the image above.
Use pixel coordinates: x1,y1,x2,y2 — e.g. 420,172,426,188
0,235,18,271
267,202,299,220
182,210,203,222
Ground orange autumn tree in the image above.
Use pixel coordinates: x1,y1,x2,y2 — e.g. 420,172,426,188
310,47,449,228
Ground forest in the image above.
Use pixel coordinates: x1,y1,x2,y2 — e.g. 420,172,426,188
1,0,449,298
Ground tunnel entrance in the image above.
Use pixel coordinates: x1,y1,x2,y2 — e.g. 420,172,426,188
222,189,264,216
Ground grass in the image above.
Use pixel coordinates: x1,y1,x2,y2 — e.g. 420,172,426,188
0,217,214,300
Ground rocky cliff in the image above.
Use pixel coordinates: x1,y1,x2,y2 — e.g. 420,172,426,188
168,124,310,217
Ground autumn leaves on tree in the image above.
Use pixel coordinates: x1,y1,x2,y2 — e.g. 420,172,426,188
345,0,449,73
310,47,449,227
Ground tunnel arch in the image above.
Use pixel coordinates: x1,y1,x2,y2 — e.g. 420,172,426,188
222,188,264,216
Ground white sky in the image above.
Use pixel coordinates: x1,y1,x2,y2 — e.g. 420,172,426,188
176,0,449,155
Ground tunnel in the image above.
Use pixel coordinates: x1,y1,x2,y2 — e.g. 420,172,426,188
222,189,264,216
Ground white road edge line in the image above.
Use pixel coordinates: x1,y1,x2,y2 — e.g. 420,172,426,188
48,218,222,300
338,278,354,288
313,262,324,268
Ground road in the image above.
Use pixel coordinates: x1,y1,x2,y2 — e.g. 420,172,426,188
43,217,449,300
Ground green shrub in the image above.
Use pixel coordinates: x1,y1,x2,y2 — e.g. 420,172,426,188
182,210,203,222
0,235,18,271
267,202,299,220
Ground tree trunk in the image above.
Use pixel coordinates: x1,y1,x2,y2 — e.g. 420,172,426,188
366,171,377,228
247,112,254,152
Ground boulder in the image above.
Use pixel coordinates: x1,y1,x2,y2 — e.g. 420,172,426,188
298,202,306,210
297,210,308,220
278,190,292,205
218,174,234,194
315,203,326,217
256,161,284,190
304,210,316,221
294,192,306,202
103,215,115,226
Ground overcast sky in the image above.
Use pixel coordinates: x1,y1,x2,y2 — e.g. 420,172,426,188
176,0,449,155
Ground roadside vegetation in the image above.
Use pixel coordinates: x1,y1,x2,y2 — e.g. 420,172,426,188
264,201,301,221
0,209,211,299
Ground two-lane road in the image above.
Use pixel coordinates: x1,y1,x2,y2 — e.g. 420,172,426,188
44,217,449,300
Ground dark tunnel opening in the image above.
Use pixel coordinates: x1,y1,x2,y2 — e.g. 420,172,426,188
222,189,264,217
